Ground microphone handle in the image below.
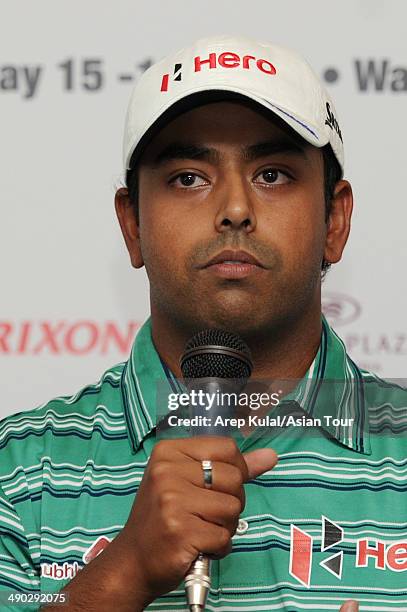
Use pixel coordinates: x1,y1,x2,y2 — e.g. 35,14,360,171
185,553,211,611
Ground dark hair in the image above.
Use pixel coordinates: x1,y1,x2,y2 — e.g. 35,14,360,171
125,143,342,277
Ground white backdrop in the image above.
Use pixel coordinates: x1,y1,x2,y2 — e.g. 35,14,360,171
1,0,406,418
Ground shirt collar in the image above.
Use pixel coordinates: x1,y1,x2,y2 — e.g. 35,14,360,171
283,317,371,454
121,316,371,455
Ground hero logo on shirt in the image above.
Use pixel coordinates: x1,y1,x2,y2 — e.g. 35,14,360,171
160,52,277,91
289,516,407,588
290,516,344,587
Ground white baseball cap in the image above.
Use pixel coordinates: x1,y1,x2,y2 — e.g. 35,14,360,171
123,35,344,174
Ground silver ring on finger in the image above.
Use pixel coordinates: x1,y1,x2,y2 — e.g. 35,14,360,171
201,459,213,489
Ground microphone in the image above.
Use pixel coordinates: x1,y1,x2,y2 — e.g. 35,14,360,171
180,329,253,612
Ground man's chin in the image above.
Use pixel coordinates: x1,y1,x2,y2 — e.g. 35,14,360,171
198,306,267,337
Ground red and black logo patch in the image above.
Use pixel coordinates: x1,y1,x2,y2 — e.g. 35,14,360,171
160,63,182,92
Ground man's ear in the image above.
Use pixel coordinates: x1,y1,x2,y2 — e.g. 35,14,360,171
323,179,353,265
114,188,144,269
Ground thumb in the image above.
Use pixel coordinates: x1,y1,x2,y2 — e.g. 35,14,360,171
340,600,359,612
243,448,278,480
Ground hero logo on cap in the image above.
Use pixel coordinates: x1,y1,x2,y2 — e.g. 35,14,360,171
123,35,345,175
160,63,183,91
160,52,277,92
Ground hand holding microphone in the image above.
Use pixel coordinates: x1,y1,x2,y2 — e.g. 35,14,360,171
123,437,278,608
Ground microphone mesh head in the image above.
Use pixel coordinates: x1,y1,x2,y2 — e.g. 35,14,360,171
180,329,252,380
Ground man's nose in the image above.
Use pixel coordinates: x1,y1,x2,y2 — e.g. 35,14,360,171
214,174,257,233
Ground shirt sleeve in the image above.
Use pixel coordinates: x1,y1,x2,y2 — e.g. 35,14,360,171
0,484,40,610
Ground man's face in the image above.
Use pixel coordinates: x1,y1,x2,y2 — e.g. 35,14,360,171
122,101,342,340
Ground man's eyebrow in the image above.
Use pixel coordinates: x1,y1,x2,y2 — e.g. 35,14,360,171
152,143,220,166
244,139,308,161
150,139,307,167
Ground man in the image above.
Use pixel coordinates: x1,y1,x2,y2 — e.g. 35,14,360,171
1,35,406,612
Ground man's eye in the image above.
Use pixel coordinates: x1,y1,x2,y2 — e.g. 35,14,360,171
253,169,290,185
171,173,207,188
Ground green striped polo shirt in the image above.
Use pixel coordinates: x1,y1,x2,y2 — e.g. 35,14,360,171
1,317,407,611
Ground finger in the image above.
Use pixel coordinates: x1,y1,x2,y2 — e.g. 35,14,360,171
194,460,246,510
156,478,243,531
339,600,359,612
161,458,245,498
154,437,245,471
186,486,242,532
187,514,233,559
243,448,278,480
178,436,251,483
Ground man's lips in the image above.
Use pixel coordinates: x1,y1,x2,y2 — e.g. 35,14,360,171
201,249,265,268
198,249,266,279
